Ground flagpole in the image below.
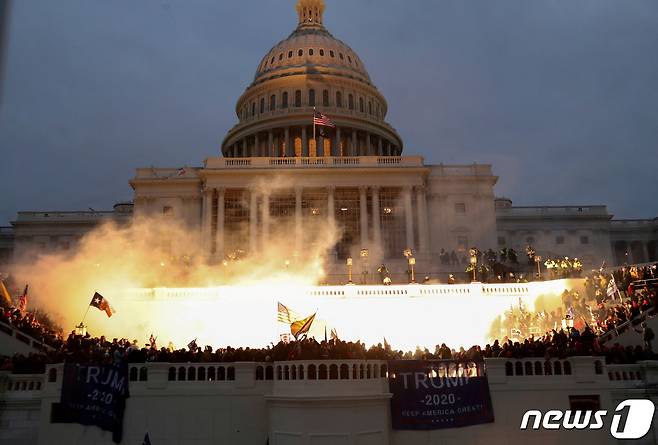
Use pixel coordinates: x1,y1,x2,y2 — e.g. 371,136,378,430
80,304,91,326
313,106,316,141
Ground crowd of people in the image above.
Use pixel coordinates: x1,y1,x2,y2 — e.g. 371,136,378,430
1,262,657,376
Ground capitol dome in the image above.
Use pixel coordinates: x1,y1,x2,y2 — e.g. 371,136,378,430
221,0,403,159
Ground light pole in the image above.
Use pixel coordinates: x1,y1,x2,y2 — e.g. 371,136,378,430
469,248,478,282
535,255,542,279
347,257,353,284
360,249,369,285
408,257,416,283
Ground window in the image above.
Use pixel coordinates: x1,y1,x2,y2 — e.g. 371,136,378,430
163,206,173,217
359,97,364,112
455,203,466,214
278,53,283,61
270,94,276,111
282,92,288,108
295,90,302,107
271,56,275,64
323,89,329,107
260,98,265,114
251,102,255,116
309,49,314,56
339,52,344,60
556,236,565,245
580,235,590,245
369,101,372,114
319,49,324,56
497,236,506,246
288,50,293,58
348,55,352,63
308,89,315,106
336,91,342,108
569,395,600,412
457,236,468,251
330,50,335,58
298,49,303,57
348,94,354,110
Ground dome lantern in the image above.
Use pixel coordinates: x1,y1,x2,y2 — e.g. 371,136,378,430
296,0,325,28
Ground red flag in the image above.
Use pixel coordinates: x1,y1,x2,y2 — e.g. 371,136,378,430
18,285,28,314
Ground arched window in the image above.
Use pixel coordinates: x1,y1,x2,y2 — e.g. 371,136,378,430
260,98,265,114
256,366,264,380
168,367,176,381
298,49,303,57
368,101,372,114
197,367,205,381
323,89,329,107
218,367,226,381
515,362,523,376
563,361,572,375
309,49,314,56
534,361,543,375
251,102,256,117
278,53,283,61
309,89,315,107
381,365,387,378
298,365,304,380
265,366,274,380
282,92,289,109
339,52,344,60
308,364,317,380
178,367,186,381
544,361,553,375
208,367,216,381
359,97,364,113
348,94,354,110
288,50,293,58
129,367,138,381
336,91,342,108
348,55,352,63
505,362,513,376
139,367,148,381
330,50,335,58
340,364,349,379
270,94,276,111
48,368,57,383
319,49,324,56
295,90,302,107
594,360,603,375
329,364,338,380
227,367,235,381
524,362,533,376
319,364,328,380
554,361,562,375
188,367,196,381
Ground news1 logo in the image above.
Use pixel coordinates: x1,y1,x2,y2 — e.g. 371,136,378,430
520,399,655,439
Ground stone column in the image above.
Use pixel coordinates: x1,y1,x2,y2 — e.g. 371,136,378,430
378,137,383,157
249,189,258,254
352,130,358,156
295,187,303,253
317,134,323,157
334,127,341,157
301,126,308,157
416,186,429,255
327,186,335,229
371,186,382,248
359,186,368,247
262,192,270,247
216,188,225,259
254,133,260,157
403,186,414,251
284,127,295,157
366,133,372,156
202,189,214,255
268,130,274,157
241,139,247,157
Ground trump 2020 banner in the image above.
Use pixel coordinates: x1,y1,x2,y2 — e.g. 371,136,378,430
388,360,494,430
58,362,130,443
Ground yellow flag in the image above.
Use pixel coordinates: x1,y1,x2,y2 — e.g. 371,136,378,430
0,280,12,306
290,313,316,340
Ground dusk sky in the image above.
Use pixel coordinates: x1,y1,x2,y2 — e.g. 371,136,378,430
1,0,657,225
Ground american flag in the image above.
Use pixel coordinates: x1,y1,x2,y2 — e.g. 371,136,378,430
313,110,336,128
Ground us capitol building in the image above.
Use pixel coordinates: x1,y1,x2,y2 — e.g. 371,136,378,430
2,0,657,275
